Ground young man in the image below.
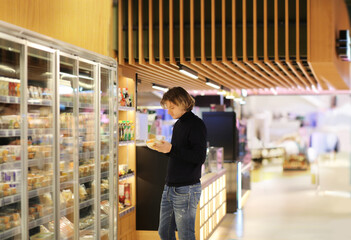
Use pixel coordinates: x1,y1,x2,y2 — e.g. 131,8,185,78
154,87,207,240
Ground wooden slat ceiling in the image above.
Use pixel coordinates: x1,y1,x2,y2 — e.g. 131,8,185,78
115,0,349,92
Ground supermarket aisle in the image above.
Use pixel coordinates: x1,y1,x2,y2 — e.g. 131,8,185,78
209,158,351,240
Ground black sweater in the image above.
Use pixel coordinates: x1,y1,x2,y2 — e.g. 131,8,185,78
166,111,207,187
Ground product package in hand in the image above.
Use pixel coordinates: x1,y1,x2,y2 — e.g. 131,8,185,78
146,135,165,150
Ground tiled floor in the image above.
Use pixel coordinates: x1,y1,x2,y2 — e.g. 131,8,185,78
209,158,351,240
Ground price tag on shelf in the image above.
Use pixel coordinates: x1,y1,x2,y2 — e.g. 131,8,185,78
2,196,10,205
13,194,20,202
9,97,17,103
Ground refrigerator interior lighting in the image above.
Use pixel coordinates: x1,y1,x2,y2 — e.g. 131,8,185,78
152,83,169,92
179,65,198,79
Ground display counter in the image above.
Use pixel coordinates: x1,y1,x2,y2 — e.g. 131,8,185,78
136,145,226,239
196,169,227,240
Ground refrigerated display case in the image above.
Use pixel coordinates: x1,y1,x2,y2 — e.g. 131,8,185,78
0,21,118,240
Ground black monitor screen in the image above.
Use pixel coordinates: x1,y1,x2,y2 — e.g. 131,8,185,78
202,112,238,161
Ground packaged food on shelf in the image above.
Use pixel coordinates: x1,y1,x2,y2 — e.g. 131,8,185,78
79,164,94,177
61,189,74,207
118,184,125,205
118,87,133,107
0,81,21,97
28,113,53,129
0,80,9,96
100,200,110,215
118,120,135,142
28,203,45,220
124,183,131,207
40,192,53,207
28,85,52,100
118,164,128,176
30,232,54,240
79,228,109,240
0,209,21,232
0,115,20,129
101,161,109,172
58,216,74,239
79,184,88,201
101,179,109,194
118,183,131,208
79,215,94,230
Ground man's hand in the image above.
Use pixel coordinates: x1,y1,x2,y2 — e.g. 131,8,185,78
154,140,172,153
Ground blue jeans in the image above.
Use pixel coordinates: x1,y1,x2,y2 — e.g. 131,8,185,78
158,183,202,240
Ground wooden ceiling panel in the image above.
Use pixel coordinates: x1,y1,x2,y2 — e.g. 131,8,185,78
115,0,350,92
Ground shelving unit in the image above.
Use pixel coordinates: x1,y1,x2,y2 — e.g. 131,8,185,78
117,73,136,240
0,22,118,240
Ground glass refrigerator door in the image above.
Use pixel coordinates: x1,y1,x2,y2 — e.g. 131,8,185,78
59,55,77,240
27,46,55,239
100,67,112,239
0,37,22,240
78,61,96,239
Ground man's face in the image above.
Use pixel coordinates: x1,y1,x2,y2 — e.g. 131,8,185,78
165,101,186,119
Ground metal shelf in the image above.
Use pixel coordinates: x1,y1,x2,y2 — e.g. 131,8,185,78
119,173,134,182
79,172,108,184
118,106,134,111
79,103,94,109
101,104,109,109
28,186,53,199
101,171,109,178
80,216,108,231
28,157,53,167
119,141,135,146
79,175,93,184
0,95,20,104
79,198,94,209
0,128,54,137
0,185,53,207
60,101,73,108
101,193,109,201
28,98,53,106
0,226,21,239
61,206,74,216
79,151,94,160
28,128,53,135
28,214,53,230
0,129,21,137
0,95,53,106
60,153,74,162
119,206,135,218
60,102,94,109
0,193,21,207
60,181,74,189
0,161,21,170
